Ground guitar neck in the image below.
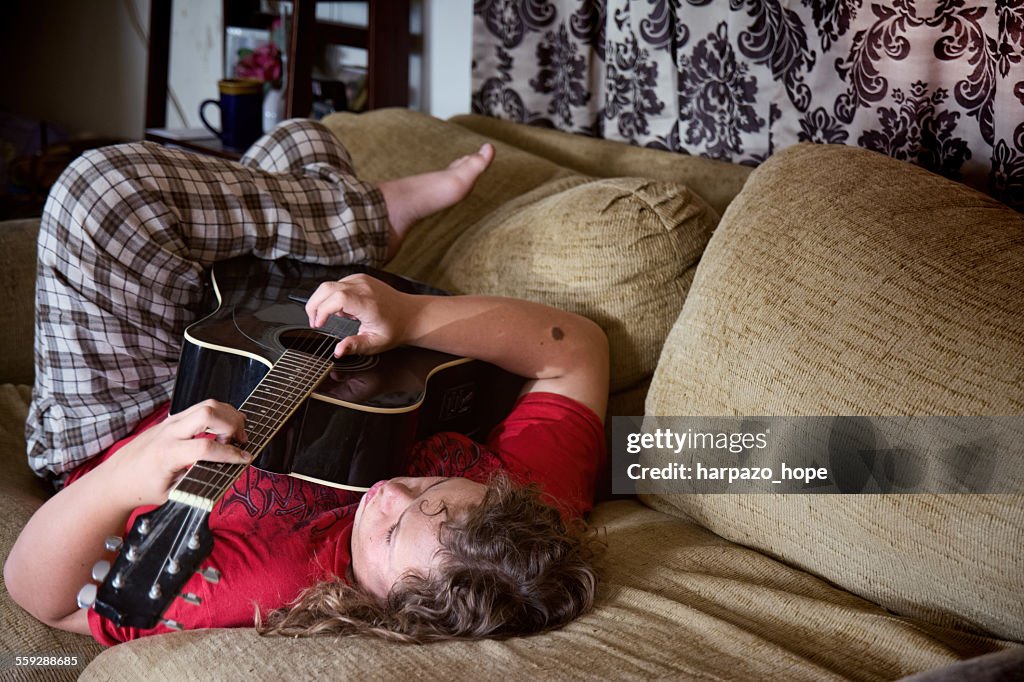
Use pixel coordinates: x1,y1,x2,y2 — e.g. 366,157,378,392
169,348,335,511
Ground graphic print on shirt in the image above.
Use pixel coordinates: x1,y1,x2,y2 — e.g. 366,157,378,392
219,467,360,537
402,432,505,482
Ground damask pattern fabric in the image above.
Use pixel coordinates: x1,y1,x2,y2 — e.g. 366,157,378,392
471,1,1024,209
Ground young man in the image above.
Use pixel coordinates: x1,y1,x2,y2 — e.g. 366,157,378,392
5,120,609,643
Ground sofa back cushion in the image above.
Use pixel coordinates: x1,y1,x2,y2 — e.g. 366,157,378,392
645,143,1024,641
449,113,752,218
434,176,719,396
0,218,40,385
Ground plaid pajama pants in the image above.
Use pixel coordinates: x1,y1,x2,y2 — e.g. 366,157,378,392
27,119,390,486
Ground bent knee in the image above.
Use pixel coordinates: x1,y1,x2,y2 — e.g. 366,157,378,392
41,142,158,246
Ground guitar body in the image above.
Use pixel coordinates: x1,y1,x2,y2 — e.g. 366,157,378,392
171,256,521,490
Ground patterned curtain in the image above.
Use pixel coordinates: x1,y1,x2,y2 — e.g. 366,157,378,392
471,1,1024,209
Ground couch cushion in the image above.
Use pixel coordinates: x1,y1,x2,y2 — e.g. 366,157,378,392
645,143,1024,641
0,384,104,677
0,218,40,385
432,175,719,395
81,500,1009,681
449,113,752,219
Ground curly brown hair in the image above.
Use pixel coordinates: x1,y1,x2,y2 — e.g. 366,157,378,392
255,473,602,642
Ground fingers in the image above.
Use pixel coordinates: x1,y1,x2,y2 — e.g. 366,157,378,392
168,399,247,444
333,334,368,357
304,276,408,357
162,401,252,471
305,274,370,328
167,438,251,474
308,288,356,328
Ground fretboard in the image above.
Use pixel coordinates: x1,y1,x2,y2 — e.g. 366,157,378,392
169,348,335,511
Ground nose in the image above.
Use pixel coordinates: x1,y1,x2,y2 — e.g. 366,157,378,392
378,479,416,511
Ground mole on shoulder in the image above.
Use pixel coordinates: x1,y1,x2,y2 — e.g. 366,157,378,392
551,326,565,341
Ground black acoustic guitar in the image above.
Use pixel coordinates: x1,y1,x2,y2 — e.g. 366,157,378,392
79,256,521,631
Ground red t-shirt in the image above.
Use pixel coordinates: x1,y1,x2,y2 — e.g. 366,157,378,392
67,392,604,645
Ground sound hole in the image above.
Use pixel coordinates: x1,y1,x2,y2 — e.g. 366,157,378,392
333,354,378,371
277,329,378,371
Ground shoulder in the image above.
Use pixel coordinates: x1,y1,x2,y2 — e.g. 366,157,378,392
486,392,606,515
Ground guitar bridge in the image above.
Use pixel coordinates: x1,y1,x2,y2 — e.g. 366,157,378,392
439,383,476,422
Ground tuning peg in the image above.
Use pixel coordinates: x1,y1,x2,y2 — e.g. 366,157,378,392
104,536,123,552
180,592,202,606
76,583,97,609
198,566,220,584
160,618,184,631
91,560,110,582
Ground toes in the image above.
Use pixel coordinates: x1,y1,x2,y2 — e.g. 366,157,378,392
448,144,495,172
478,143,495,163
468,143,495,169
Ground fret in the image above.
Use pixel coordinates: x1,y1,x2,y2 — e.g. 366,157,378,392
188,461,239,479
175,476,224,498
244,403,300,422
276,354,328,368
243,396,294,412
248,384,306,401
256,372,311,382
239,404,282,423
245,385,293,398
240,405,286,424
170,346,335,506
247,380,307,397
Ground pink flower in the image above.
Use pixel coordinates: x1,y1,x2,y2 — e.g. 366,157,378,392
235,43,282,83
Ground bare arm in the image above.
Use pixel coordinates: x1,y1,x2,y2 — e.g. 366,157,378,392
4,400,249,632
4,464,133,634
305,275,610,418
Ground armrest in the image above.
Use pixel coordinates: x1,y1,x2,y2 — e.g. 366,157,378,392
0,219,39,385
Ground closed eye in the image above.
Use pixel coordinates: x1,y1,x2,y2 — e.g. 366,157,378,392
386,478,451,546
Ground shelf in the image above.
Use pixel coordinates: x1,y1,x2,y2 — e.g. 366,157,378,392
144,129,244,160
145,0,411,131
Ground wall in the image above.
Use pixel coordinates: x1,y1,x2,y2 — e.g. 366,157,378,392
0,0,474,141
166,0,222,130
0,0,151,139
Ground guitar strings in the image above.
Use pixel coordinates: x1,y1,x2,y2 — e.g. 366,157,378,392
118,348,331,601
138,329,342,608
180,329,338,500
202,329,338,499
144,338,336,608
167,331,336,559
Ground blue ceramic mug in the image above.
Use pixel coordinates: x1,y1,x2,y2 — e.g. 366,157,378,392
199,79,264,151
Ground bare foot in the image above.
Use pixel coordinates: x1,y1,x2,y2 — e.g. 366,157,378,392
378,143,496,261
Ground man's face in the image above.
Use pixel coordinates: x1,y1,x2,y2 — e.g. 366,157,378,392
350,476,486,600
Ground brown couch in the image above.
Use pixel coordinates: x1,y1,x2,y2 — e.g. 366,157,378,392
1,108,1021,681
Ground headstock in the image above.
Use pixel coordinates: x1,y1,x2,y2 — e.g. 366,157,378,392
77,500,219,630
